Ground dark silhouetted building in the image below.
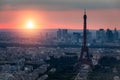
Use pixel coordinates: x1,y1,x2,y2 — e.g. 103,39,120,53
72,32,81,44
57,29,68,39
114,28,119,41
96,29,106,43
106,29,114,42
86,30,92,44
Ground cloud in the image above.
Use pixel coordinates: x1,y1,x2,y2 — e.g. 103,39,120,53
0,0,119,11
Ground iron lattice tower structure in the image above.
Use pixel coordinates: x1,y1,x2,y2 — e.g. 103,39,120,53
78,10,92,66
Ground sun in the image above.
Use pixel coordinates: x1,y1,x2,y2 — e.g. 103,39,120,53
26,20,35,29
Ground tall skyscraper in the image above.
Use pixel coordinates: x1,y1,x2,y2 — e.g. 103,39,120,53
114,28,119,41
106,29,114,42
57,29,68,39
96,29,106,43
72,32,81,44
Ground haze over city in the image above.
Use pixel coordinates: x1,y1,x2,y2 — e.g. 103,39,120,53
0,0,120,80
0,0,120,30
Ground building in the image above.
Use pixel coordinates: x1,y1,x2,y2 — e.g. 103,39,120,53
106,29,114,42
56,29,69,43
57,29,68,39
86,30,93,44
72,32,81,44
96,29,106,43
114,28,119,41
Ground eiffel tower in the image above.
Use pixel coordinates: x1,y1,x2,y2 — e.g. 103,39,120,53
78,9,92,67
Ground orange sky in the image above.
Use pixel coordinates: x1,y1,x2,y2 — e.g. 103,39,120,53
0,0,120,30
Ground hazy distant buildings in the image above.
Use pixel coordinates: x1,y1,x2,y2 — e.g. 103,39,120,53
95,28,119,44
106,29,114,42
96,29,106,43
86,30,93,44
72,32,81,44
0,28,119,45
56,29,93,45
56,29,69,44
114,28,119,41
57,29,68,39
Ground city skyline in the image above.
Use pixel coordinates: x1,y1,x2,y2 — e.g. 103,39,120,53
0,0,120,30
0,1,120,79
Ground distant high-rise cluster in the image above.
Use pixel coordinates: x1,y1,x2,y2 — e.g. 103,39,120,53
72,32,81,44
57,29,68,39
0,28,119,46
96,28,119,43
96,29,106,43
56,29,94,45
55,28,120,45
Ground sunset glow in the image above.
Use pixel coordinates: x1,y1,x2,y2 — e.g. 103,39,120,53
0,0,119,30
26,20,35,29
